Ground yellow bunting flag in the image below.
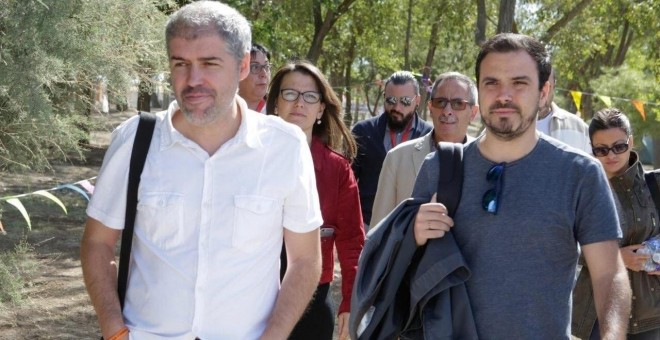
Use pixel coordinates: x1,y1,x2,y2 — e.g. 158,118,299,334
631,99,646,121
598,95,612,107
570,91,583,113
0,219,5,235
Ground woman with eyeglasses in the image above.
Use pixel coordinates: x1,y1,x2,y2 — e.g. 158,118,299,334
266,61,365,340
572,108,660,339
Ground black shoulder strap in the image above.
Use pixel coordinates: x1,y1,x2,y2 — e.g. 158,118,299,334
644,171,660,216
436,142,464,217
117,111,157,310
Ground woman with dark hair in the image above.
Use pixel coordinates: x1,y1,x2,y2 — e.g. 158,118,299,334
267,61,364,340
572,108,660,339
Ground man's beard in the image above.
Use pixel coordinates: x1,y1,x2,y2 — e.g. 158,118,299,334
482,102,536,142
179,86,224,126
386,108,415,131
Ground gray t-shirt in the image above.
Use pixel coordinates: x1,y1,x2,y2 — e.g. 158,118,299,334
412,135,621,339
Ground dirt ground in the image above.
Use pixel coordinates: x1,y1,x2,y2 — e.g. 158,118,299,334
0,109,134,339
0,109,344,339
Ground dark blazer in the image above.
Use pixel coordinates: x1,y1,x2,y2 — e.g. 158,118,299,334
349,198,478,340
351,113,432,225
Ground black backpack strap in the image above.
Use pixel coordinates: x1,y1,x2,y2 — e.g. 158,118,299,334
436,142,464,217
644,171,660,216
117,111,157,310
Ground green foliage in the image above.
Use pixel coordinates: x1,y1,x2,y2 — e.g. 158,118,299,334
0,0,168,171
0,238,39,307
590,66,660,138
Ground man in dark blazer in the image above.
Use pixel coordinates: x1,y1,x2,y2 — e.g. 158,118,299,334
352,71,432,228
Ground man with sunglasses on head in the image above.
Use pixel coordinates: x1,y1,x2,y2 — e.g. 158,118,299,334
352,71,432,229
370,72,478,227
238,43,271,113
407,34,630,338
536,68,591,153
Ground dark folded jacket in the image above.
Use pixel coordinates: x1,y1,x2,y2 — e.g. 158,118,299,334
349,198,478,339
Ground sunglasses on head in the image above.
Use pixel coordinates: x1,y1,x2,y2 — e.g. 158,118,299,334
482,163,505,215
591,139,630,157
384,96,414,107
430,97,470,110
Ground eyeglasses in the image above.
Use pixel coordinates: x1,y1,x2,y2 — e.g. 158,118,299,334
430,97,470,110
482,163,505,215
384,96,415,107
280,89,322,104
249,63,271,74
592,139,630,157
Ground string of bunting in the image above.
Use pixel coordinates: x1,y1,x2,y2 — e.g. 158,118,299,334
557,87,659,121
0,177,96,233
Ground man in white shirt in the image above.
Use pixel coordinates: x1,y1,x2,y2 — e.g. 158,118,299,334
536,68,591,153
80,2,322,339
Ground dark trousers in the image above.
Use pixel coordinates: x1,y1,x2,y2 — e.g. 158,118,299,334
289,283,334,340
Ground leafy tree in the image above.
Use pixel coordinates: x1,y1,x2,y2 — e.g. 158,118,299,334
0,0,168,171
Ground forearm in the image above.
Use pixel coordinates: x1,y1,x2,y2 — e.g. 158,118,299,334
81,230,125,338
592,258,631,339
260,252,321,339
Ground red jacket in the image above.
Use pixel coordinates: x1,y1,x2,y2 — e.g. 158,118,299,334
311,138,365,314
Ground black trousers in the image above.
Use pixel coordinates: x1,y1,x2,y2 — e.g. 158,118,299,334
288,283,334,340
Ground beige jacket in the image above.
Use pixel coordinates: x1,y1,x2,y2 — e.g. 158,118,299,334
370,132,474,227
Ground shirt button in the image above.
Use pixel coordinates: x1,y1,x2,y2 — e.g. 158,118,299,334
632,295,636,300
637,218,641,222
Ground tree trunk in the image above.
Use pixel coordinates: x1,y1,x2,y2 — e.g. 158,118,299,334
475,0,487,45
403,0,414,70
137,80,151,113
540,0,593,43
614,21,633,66
306,0,357,63
496,0,516,33
420,20,440,120
343,37,356,127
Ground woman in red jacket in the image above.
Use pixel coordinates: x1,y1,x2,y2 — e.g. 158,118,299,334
267,61,365,340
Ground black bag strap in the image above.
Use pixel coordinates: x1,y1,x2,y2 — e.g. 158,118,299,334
644,171,660,216
117,111,157,310
435,142,464,217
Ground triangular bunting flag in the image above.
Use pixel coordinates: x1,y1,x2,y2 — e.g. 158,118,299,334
58,184,90,201
33,190,68,215
570,91,583,113
631,99,646,121
598,95,612,107
78,180,95,195
5,198,31,230
0,219,5,235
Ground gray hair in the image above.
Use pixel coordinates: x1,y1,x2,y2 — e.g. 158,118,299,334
385,71,420,95
165,1,251,61
431,72,478,105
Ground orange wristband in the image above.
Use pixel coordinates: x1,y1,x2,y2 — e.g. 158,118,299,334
107,326,129,340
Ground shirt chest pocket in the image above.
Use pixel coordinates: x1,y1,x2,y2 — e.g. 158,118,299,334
136,193,184,250
232,195,282,253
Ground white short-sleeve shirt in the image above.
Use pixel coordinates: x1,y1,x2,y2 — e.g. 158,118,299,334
87,98,323,339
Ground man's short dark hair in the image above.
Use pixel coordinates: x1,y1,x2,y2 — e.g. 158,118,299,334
385,71,420,95
475,33,551,91
250,43,271,60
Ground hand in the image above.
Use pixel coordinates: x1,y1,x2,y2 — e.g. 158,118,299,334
337,312,349,340
413,193,454,246
620,244,650,272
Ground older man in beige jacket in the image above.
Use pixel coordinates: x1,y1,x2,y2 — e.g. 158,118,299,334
370,72,478,228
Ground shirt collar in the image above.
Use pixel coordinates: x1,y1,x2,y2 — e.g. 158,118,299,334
160,97,263,151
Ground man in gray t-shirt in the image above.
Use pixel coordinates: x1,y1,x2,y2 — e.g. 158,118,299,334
411,33,631,338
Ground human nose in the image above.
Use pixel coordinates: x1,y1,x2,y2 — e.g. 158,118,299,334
495,86,512,104
186,65,204,87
